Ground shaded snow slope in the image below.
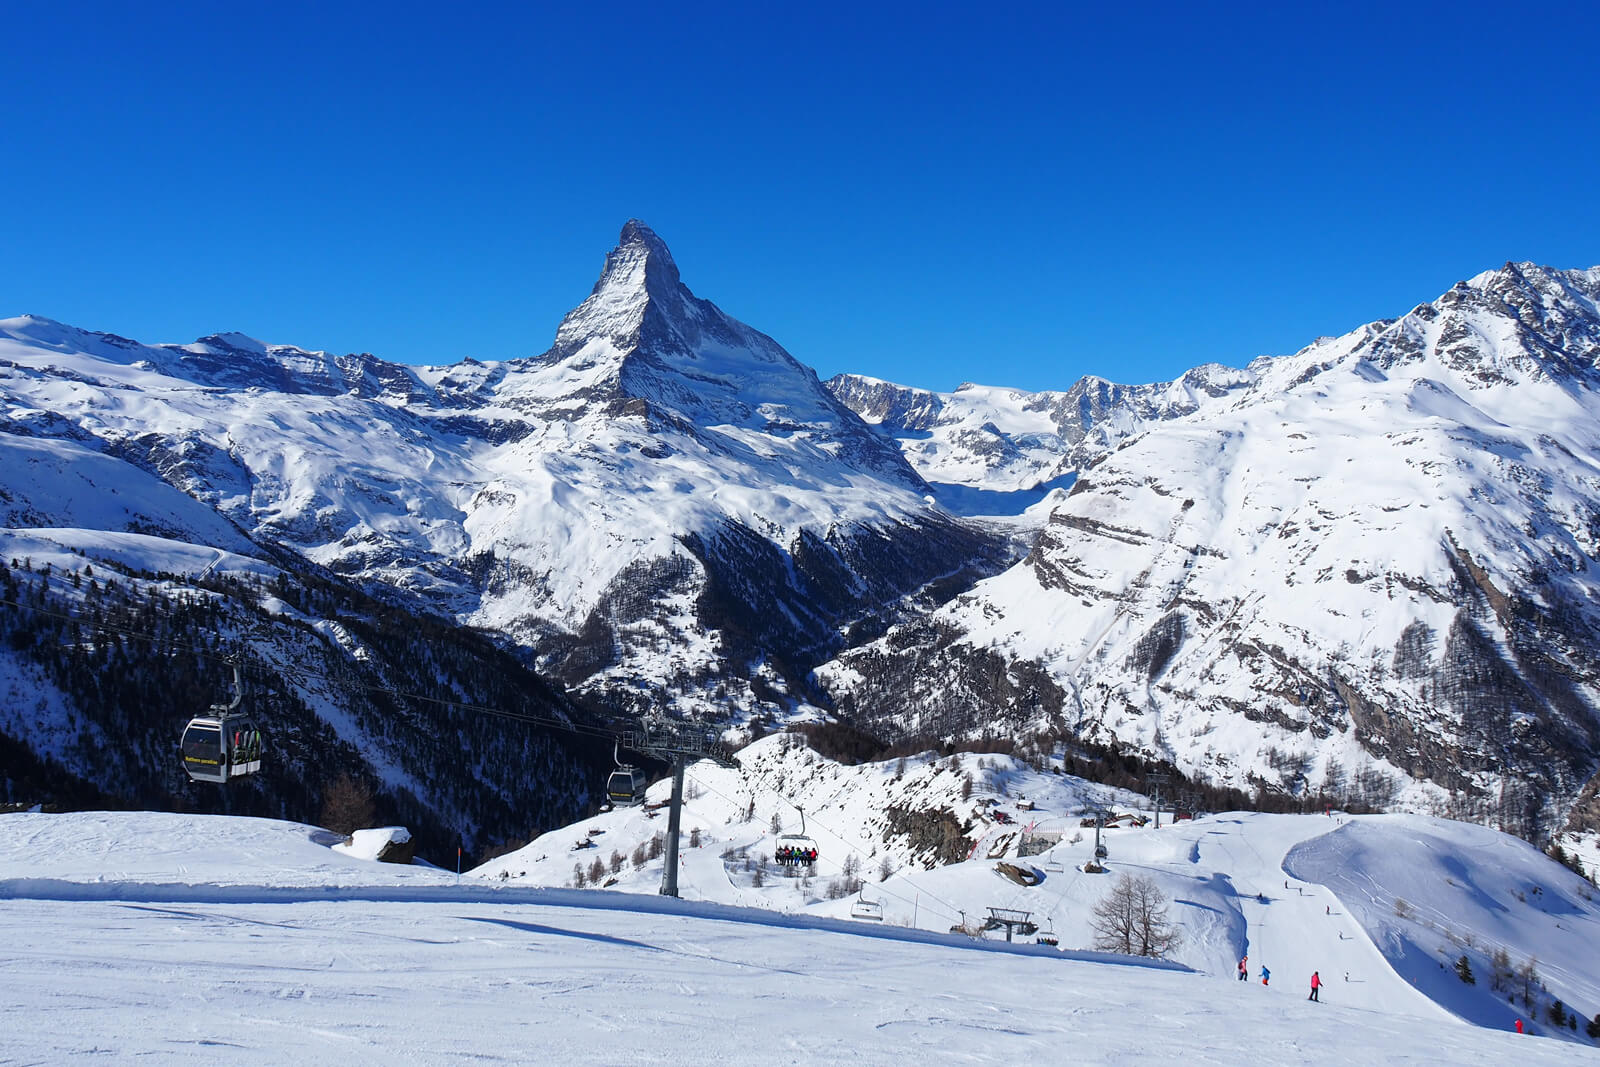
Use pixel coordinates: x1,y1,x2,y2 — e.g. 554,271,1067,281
1286,815,1600,1038
0,432,258,553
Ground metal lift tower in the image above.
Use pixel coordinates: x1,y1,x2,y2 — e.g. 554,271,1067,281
626,724,738,898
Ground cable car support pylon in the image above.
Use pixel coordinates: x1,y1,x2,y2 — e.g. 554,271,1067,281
624,723,737,898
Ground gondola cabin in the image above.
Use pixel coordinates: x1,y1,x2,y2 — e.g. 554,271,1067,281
606,765,648,807
181,717,263,784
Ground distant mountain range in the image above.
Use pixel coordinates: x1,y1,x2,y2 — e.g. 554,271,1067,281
3,223,1600,847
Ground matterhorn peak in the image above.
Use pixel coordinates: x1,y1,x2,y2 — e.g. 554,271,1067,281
617,219,675,267
592,219,682,299
544,220,695,360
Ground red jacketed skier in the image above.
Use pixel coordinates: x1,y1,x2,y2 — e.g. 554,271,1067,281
1308,971,1321,1002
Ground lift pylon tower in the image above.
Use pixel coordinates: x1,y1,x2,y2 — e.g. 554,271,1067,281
625,725,737,898
1146,772,1172,829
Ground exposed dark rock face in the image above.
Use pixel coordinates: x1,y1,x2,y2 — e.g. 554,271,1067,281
375,836,417,864
1126,613,1185,683
884,805,973,867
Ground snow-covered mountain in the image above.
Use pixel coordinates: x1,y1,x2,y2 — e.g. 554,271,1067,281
440,222,1011,711
0,223,1010,728
0,223,1013,843
821,263,1600,841
7,223,1600,853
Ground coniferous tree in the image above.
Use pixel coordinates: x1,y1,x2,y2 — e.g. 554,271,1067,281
1455,955,1475,985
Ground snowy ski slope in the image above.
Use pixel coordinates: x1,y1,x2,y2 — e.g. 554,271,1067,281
6,738,1599,1060
0,807,1594,1064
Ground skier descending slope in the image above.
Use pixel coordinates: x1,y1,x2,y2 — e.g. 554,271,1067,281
1261,966,1271,987
1309,972,1321,1002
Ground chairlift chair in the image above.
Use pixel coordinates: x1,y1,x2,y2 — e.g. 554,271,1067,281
850,891,883,921
774,804,819,867
181,663,262,784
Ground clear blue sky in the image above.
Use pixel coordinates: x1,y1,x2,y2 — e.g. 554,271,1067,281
4,2,1598,392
